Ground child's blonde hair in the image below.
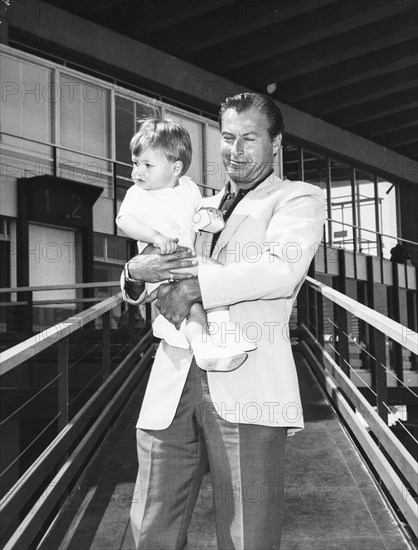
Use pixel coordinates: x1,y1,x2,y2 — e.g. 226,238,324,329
130,118,192,176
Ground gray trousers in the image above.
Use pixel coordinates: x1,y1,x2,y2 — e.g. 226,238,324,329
130,360,287,549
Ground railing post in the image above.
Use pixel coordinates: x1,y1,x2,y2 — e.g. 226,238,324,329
113,160,118,236
316,291,324,348
57,337,69,431
128,305,137,351
102,311,111,381
374,330,388,424
337,250,350,377
52,146,57,177
297,282,309,335
390,262,404,385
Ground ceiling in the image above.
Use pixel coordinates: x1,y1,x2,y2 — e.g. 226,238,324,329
43,0,417,160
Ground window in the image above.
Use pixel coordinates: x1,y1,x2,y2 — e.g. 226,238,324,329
282,144,300,181
377,178,398,259
59,73,112,195
355,171,378,256
330,160,354,250
165,111,203,187
0,53,53,178
205,124,224,195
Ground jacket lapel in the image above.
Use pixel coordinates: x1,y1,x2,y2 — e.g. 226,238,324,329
212,174,284,259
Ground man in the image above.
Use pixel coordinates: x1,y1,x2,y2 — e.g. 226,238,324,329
122,92,326,549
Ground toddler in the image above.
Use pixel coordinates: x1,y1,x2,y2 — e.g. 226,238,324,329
116,117,255,372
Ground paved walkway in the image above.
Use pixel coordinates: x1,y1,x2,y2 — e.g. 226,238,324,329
40,352,415,550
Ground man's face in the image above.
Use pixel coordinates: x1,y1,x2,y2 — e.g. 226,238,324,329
131,148,177,191
220,108,281,188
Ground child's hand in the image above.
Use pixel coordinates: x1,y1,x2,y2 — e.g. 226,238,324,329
153,234,179,254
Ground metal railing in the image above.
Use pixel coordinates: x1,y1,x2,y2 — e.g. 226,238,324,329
0,291,154,549
298,276,418,538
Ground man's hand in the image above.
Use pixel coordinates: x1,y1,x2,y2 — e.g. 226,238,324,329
146,278,202,329
127,245,197,283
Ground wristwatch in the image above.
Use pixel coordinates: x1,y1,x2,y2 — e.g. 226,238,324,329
123,263,145,301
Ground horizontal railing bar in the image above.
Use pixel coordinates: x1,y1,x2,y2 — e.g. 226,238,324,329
1,130,128,167
326,218,418,247
0,294,123,376
32,298,105,305
301,325,418,488
299,335,418,538
0,131,219,195
0,374,61,429
2,134,415,248
0,332,153,546
0,414,60,481
0,281,121,293
306,277,418,354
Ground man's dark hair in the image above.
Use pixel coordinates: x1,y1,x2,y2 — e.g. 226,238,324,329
219,92,284,139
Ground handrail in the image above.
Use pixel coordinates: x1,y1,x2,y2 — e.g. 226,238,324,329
326,218,417,247
2,131,413,248
0,281,121,293
299,327,418,538
1,130,131,168
306,276,417,354
0,293,123,376
299,277,418,538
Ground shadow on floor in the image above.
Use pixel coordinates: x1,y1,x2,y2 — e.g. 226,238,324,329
39,352,414,550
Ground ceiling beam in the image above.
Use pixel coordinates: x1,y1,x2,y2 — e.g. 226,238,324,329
243,27,417,87
139,0,237,37
184,0,338,56
307,68,417,117
329,95,418,128
348,108,418,137
278,54,417,104
395,144,418,159
366,121,417,140
78,0,128,17
218,1,406,73
374,127,418,148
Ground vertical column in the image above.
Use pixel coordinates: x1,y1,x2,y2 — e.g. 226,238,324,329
390,263,404,384
337,249,350,377
102,311,111,381
57,338,69,431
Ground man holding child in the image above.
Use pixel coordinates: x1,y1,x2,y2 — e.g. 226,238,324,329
121,92,326,549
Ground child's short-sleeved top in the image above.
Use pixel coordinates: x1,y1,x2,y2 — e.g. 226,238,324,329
116,176,202,251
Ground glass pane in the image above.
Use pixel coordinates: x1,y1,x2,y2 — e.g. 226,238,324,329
355,171,377,256
135,100,161,121
165,111,203,187
59,74,112,196
0,54,52,144
205,124,225,195
115,96,135,164
303,150,328,243
282,143,300,181
330,160,354,251
377,178,398,259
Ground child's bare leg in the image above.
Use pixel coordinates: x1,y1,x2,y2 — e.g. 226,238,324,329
186,303,248,372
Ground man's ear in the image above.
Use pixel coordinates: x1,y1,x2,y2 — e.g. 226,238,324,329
272,133,282,156
172,160,183,177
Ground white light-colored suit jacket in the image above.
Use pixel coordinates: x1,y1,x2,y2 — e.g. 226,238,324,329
121,173,326,433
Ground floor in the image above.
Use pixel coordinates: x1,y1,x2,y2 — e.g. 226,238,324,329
39,352,415,550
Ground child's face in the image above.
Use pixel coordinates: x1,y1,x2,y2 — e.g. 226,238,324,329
131,148,178,191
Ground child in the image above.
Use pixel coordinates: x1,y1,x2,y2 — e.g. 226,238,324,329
117,118,255,372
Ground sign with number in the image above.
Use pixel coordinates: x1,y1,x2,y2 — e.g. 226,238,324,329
19,175,103,229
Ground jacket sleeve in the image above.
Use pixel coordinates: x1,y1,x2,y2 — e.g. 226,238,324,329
120,265,147,305
198,187,326,310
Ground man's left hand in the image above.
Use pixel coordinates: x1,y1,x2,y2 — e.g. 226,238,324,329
146,278,202,329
